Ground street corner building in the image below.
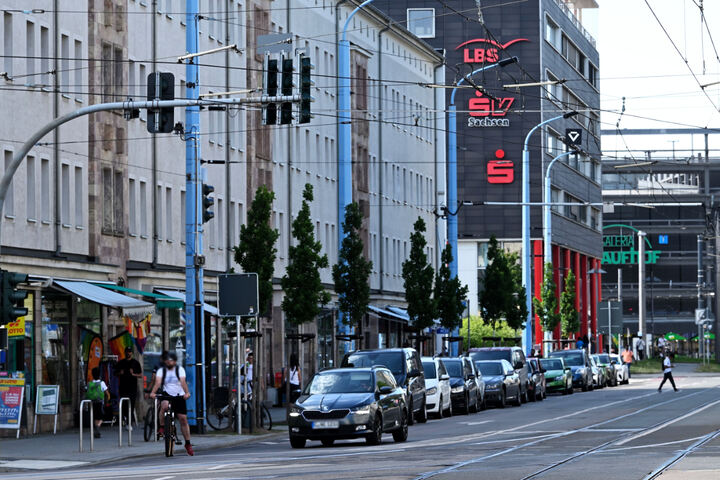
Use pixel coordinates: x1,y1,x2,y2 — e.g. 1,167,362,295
376,0,603,352
0,0,445,434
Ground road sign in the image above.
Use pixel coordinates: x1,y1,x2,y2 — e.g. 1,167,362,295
696,308,707,325
565,128,582,146
598,300,623,334
256,33,293,55
218,273,259,317
658,235,669,245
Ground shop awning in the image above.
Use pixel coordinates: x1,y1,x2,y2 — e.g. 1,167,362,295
91,283,184,309
54,280,155,317
155,289,219,316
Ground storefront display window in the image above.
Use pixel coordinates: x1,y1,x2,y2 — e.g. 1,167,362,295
41,294,71,403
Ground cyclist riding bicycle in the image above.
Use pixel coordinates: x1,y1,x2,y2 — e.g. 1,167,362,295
150,351,194,456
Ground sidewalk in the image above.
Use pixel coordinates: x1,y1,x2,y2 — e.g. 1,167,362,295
0,408,288,471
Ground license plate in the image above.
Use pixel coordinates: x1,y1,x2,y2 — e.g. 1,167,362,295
312,420,339,429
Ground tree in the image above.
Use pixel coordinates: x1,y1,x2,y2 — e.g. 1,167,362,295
560,269,579,338
281,184,331,325
462,317,518,350
402,218,436,331
505,252,528,331
434,243,469,331
479,236,513,331
234,185,279,316
533,262,560,333
332,202,373,327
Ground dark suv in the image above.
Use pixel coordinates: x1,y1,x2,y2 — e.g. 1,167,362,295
468,347,530,403
341,348,427,424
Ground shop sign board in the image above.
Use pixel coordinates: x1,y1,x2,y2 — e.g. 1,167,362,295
0,377,25,430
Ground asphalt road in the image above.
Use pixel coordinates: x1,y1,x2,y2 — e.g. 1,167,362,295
5,367,720,480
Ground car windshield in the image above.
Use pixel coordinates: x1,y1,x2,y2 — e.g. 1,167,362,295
306,371,375,394
596,354,611,364
469,350,511,362
550,352,584,366
442,360,463,378
345,352,404,376
476,362,503,376
540,359,564,370
422,361,437,379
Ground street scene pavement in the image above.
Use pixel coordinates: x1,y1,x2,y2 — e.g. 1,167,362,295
2,365,719,480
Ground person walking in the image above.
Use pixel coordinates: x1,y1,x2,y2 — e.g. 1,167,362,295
658,352,678,392
622,346,634,379
116,346,142,425
86,367,110,438
289,353,301,403
637,338,646,361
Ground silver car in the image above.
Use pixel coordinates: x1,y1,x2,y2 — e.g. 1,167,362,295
610,354,629,384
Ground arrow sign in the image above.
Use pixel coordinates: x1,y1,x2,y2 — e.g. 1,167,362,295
566,128,582,146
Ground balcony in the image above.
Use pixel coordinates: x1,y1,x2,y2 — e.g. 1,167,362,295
551,0,597,47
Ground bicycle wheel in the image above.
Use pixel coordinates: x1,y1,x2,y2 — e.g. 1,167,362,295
143,408,154,442
261,404,272,431
206,404,233,431
164,413,174,457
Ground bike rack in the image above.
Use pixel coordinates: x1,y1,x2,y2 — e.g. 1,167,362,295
153,397,159,442
118,397,132,447
79,400,94,452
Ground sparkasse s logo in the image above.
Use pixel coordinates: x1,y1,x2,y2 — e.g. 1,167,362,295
487,149,514,184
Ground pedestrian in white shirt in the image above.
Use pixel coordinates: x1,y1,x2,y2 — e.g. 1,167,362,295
658,353,678,392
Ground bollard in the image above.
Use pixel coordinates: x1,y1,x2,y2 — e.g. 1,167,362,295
79,400,94,452
118,397,132,447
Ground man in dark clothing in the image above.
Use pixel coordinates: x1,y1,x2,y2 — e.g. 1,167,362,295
116,347,142,424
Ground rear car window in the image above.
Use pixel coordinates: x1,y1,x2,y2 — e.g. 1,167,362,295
422,361,437,379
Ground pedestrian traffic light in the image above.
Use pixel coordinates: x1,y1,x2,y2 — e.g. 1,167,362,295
147,72,175,133
202,184,215,223
299,55,314,124
0,271,28,326
264,59,278,125
280,58,294,125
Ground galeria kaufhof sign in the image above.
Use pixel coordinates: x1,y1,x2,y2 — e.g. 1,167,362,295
602,224,661,265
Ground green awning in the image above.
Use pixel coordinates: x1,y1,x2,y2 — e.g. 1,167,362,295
92,283,184,309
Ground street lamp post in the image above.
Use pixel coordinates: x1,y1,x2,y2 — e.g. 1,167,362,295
521,111,577,354
543,151,574,265
447,57,517,355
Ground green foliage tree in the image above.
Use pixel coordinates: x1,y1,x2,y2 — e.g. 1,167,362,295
505,252,528,331
533,262,560,332
281,184,331,325
479,236,513,331
434,243,469,331
332,202,373,327
560,269,579,337
234,185,279,316
402,218,437,331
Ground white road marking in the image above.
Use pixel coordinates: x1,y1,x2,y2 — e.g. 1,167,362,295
0,460,88,470
600,435,706,452
152,476,175,480
459,420,492,426
586,428,644,432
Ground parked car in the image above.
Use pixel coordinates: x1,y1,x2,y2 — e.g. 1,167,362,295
589,355,606,389
287,367,408,448
341,348,427,424
527,358,546,401
548,349,593,391
422,356,452,417
466,356,486,411
469,347,530,402
610,353,630,384
440,357,481,414
592,354,617,387
475,359,521,408
539,357,573,395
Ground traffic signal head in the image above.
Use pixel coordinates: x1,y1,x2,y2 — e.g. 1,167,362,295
0,271,28,326
202,184,215,224
299,56,314,124
266,59,278,97
147,72,175,133
281,58,294,96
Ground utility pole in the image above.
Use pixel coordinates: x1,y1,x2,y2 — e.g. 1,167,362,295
638,230,646,359
697,234,704,360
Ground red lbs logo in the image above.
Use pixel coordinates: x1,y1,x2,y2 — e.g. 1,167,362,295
455,38,528,65
487,149,514,184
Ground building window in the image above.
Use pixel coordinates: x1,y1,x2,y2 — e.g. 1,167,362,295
4,13,13,77
74,166,83,227
40,26,49,85
102,167,124,235
561,34,585,75
407,8,435,38
545,16,560,50
139,180,148,237
41,158,50,221
587,63,598,89
101,42,112,102
165,187,172,241
4,150,14,217
180,190,186,243
156,185,163,240
61,34,70,90
74,40,83,100
129,178,137,235
26,21,35,80
61,163,70,224
26,156,36,220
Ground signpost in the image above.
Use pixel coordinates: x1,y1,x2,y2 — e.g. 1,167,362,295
0,376,25,438
598,300,623,354
33,385,60,434
565,128,582,146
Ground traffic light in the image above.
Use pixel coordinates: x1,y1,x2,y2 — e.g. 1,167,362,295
299,55,314,124
147,72,175,133
264,59,278,125
280,58,294,125
202,184,215,223
0,271,28,326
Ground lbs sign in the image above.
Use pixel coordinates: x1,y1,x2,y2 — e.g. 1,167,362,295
455,38,529,65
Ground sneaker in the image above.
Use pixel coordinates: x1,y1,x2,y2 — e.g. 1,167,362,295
157,426,164,438
185,442,194,456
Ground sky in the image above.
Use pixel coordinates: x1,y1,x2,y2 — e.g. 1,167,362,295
592,0,720,160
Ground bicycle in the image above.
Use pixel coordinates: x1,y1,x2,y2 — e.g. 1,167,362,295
206,386,272,432
155,394,181,457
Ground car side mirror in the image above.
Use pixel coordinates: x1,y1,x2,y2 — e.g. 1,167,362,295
565,367,571,372
514,362,523,370
440,374,450,381
408,369,422,378
540,367,547,373
467,374,475,380
378,385,394,395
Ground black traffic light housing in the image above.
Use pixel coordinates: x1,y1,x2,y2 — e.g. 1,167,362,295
264,59,278,125
280,58,294,125
299,55,314,124
0,271,28,326
147,72,175,133
202,184,215,224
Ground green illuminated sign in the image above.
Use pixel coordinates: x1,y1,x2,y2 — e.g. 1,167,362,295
602,224,662,265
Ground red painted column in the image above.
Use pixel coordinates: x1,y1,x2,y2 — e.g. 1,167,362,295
591,258,599,353
553,246,563,349
533,240,544,353
574,252,581,339
580,254,588,342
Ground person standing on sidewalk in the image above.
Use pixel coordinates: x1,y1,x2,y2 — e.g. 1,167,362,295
658,352,679,392
116,347,142,425
86,367,110,438
289,353,301,403
622,346,634,379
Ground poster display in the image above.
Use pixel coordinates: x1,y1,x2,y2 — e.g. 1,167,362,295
35,385,59,415
0,377,25,430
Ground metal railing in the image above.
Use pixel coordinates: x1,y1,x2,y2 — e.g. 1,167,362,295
79,400,94,452
118,397,132,447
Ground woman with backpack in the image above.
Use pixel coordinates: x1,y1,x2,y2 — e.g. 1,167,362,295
86,367,110,437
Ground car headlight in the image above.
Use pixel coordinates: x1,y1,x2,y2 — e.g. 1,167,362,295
288,406,303,417
555,376,564,382
352,408,370,416
426,387,437,395
451,386,464,393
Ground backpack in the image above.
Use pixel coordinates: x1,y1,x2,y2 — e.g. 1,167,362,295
86,381,104,402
